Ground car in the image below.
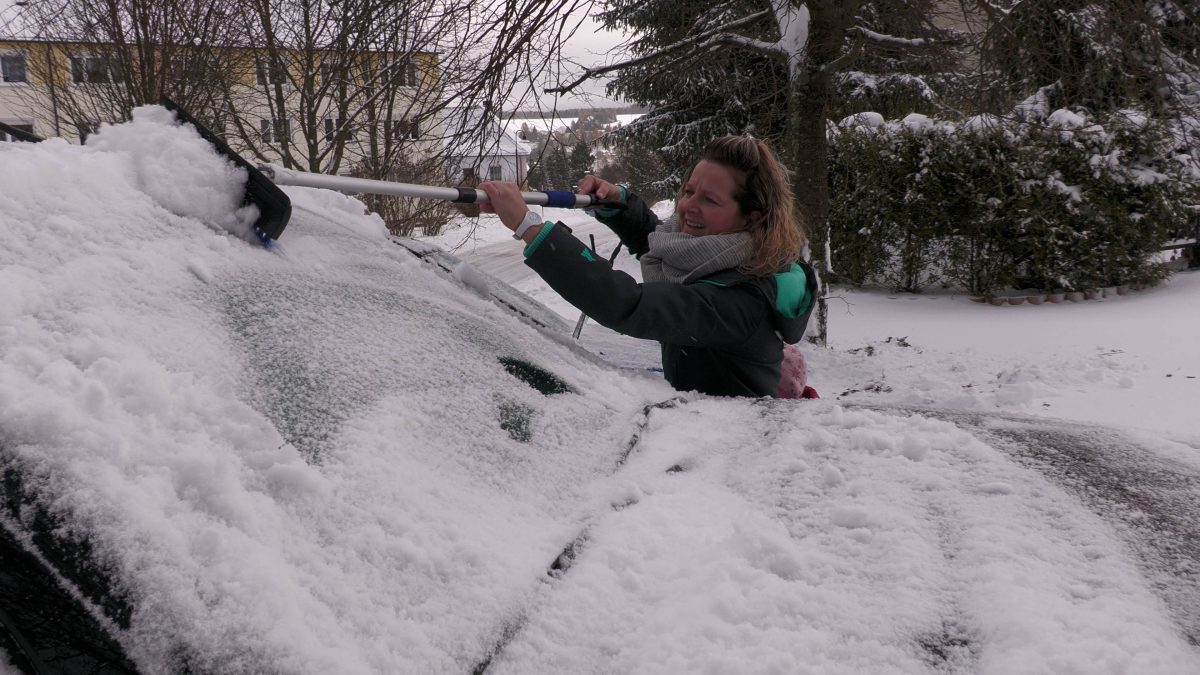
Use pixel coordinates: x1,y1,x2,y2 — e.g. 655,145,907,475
4,110,1198,674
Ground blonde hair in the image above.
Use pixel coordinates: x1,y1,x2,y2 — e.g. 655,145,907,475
677,136,807,276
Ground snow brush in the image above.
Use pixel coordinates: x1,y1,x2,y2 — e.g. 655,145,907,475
160,97,292,249
160,97,626,249
258,165,628,213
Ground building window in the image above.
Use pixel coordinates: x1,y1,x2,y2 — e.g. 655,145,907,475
1,54,27,83
167,53,219,84
70,56,122,84
259,118,290,144
319,61,348,86
324,118,348,142
0,121,35,142
255,57,287,86
379,58,418,87
385,119,419,141
488,165,503,181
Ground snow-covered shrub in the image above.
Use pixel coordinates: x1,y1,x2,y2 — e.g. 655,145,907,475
828,108,1198,295
828,113,1023,293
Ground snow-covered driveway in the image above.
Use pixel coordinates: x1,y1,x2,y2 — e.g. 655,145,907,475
915,408,1200,648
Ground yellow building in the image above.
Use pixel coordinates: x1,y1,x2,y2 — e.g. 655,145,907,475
0,38,441,172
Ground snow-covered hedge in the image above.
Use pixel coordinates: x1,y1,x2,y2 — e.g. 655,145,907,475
827,109,1200,295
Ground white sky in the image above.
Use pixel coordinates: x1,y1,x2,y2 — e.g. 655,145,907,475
2,107,1198,673
518,7,631,111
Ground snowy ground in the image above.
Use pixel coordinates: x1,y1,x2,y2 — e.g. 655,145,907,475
430,209,1200,441
2,108,1199,674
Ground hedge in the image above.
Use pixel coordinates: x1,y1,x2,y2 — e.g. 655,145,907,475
827,109,1200,296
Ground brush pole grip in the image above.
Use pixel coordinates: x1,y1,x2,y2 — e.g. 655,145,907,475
261,165,625,210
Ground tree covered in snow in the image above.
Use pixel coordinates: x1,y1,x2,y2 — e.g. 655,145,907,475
977,0,1200,114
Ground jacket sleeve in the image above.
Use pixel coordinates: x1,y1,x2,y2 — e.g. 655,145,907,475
524,223,768,348
593,192,660,257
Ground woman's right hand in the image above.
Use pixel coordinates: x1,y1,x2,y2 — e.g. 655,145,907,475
577,175,622,202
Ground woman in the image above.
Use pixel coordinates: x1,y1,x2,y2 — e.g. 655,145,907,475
479,135,816,398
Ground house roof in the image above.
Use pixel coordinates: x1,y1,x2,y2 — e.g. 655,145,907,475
442,107,532,160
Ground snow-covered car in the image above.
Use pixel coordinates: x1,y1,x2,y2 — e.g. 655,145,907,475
2,109,1198,674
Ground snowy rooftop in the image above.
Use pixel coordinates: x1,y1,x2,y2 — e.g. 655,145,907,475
1,107,1198,673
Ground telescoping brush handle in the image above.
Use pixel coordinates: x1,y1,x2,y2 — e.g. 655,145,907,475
259,165,626,211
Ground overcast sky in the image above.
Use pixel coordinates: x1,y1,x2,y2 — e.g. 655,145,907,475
0,0,633,111
522,8,632,112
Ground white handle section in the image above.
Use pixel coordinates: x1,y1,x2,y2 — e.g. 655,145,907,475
260,164,599,207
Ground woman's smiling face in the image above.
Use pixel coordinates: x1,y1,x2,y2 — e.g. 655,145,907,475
676,160,750,237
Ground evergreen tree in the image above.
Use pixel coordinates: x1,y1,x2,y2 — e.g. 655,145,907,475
529,142,572,190
569,141,596,184
978,1,1200,115
613,137,672,204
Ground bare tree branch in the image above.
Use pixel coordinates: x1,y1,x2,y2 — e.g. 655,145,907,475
545,9,771,94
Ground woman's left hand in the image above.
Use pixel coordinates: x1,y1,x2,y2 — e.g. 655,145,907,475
478,181,529,233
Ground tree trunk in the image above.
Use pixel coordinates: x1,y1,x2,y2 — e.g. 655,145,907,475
788,80,831,345
786,0,859,346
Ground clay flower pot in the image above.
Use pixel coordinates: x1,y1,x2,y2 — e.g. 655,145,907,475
988,297,1006,306
1065,291,1085,302
1006,296,1026,306
1026,295,1045,305
1044,292,1065,303
1084,289,1100,300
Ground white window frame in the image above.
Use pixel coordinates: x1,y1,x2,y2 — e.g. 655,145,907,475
69,55,122,85
323,117,348,143
0,119,36,142
385,118,419,142
319,61,349,87
1,52,28,84
379,57,418,88
255,57,287,87
488,164,504,181
259,118,290,145
167,52,219,84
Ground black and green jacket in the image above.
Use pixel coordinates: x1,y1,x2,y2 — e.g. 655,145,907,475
523,192,817,398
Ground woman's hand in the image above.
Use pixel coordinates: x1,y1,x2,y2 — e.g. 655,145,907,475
577,175,622,202
478,181,529,232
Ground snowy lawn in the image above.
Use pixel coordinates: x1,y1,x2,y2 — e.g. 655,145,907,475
434,208,1200,441
1,108,1197,674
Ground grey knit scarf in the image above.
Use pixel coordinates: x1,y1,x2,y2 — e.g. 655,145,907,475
641,214,754,284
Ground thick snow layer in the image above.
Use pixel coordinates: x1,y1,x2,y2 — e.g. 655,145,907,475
0,111,672,672
2,109,1199,673
492,401,1196,674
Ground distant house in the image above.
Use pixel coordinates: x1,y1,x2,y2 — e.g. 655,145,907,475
443,108,532,188
0,37,440,172
0,40,36,140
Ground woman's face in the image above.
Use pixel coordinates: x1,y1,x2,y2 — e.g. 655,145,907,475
676,160,750,237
